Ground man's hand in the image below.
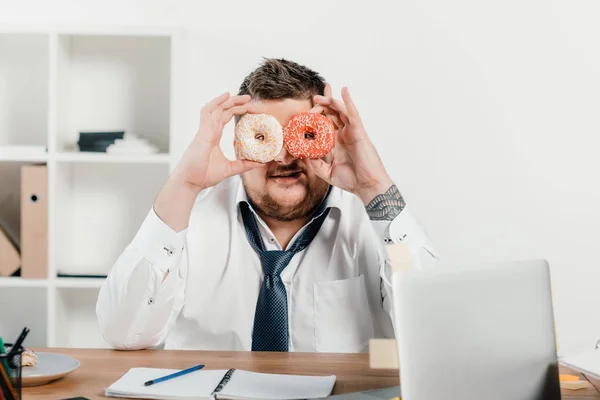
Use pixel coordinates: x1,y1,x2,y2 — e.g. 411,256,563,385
172,93,263,192
155,93,262,231
309,85,394,205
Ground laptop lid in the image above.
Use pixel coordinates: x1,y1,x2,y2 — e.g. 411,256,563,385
393,259,561,400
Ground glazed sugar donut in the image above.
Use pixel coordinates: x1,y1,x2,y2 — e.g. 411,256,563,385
234,114,283,163
284,112,335,159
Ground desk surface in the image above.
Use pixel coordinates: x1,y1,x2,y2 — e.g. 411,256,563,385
24,348,600,399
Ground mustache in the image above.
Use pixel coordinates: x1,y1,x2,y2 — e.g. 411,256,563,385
267,162,306,177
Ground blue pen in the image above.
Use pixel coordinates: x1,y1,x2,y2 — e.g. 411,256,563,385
144,364,205,386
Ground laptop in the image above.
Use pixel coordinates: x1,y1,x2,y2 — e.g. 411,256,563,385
394,258,561,400
324,386,400,399
325,259,561,400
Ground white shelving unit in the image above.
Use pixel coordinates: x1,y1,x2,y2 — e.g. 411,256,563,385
0,26,186,348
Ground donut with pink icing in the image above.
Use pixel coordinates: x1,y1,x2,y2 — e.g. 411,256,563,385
284,112,335,159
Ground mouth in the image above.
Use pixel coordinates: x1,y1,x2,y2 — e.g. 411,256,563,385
268,170,305,183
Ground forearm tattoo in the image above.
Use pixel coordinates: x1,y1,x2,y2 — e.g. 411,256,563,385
365,184,406,221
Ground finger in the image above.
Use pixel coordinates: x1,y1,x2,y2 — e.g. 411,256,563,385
311,83,333,113
202,92,230,114
228,159,264,176
309,105,326,114
308,104,343,129
320,107,344,129
307,158,333,182
314,95,348,114
314,95,350,125
220,103,263,125
341,87,361,120
219,95,252,111
310,104,335,115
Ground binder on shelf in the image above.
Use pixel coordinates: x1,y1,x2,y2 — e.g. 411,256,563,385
0,225,20,276
20,165,48,279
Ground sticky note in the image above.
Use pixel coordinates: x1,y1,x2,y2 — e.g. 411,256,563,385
559,374,580,382
369,339,399,369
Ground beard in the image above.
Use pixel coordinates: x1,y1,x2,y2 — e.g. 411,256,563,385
242,162,330,222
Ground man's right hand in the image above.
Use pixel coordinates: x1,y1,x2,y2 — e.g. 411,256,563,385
172,93,263,192
154,93,263,232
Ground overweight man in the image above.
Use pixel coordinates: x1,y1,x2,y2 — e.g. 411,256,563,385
96,58,438,352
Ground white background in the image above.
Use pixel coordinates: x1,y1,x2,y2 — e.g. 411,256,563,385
1,0,599,356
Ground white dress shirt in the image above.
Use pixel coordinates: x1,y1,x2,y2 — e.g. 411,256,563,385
96,176,438,352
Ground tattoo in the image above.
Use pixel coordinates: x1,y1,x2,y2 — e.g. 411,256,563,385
365,185,406,221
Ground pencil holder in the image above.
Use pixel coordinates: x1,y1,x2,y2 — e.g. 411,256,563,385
0,344,23,400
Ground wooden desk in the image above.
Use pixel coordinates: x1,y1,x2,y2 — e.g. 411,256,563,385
24,348,600,399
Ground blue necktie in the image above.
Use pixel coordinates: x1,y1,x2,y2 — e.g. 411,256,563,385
240,201,330,351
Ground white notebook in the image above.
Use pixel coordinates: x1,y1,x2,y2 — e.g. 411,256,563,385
560,350,600,380
105,367,336,400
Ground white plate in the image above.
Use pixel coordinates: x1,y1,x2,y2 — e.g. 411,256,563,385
20,352,80,387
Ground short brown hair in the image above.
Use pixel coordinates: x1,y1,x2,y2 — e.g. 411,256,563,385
236,58,326,122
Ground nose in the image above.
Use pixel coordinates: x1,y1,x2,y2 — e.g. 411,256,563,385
273,144,296,164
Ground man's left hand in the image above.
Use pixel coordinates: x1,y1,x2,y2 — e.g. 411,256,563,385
309,85,394,205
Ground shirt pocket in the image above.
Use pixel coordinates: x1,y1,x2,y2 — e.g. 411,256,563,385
313,274,375,353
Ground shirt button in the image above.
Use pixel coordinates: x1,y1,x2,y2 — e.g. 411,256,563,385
163,246,174,256
147,297,154,305
384,237,391,243
270,238,275,242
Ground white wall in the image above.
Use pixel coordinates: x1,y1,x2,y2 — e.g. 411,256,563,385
2,0,599,356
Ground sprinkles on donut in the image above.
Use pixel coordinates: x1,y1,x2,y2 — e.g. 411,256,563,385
234,113,284,163
284,112,335,159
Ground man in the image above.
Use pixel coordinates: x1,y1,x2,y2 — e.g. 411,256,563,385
96,58,438,352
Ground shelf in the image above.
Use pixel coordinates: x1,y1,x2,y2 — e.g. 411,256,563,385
0,150,171,163
0,25,178,37
0,154,48,162
54,277,106,288
0,277,108,288
0,277,48,288
53,151,171,164
0,146,48,162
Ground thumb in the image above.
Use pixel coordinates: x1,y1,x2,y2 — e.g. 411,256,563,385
228,159,264,177
307,158,332,182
